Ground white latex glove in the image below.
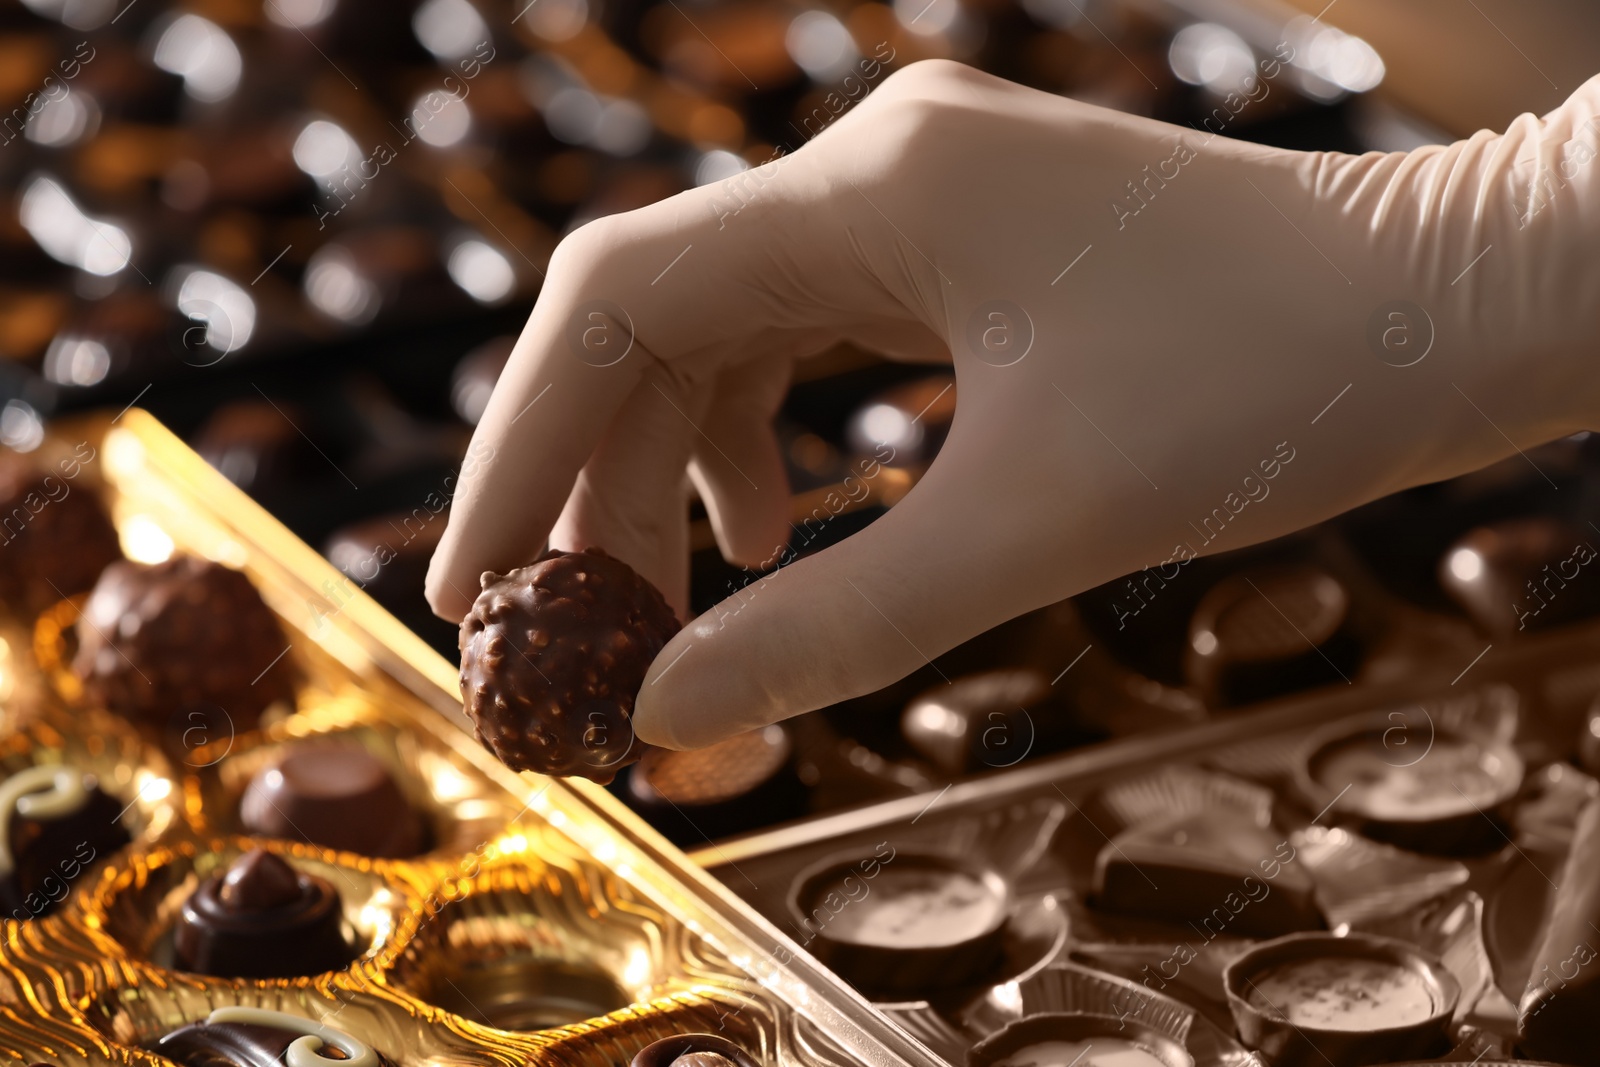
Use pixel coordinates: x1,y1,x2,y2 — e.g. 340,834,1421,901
427,59,1600,751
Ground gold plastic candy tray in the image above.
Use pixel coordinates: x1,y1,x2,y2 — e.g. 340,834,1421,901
0,411,943,1067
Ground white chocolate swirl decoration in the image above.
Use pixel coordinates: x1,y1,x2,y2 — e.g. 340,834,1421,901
205,1007,381,1067
0,765,90,878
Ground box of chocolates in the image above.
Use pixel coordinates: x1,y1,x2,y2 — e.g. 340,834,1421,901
0,409,942,1067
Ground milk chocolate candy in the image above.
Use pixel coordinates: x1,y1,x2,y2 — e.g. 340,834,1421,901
1186,564,1359,707
0,453,122,616
153,1006,394,1067
173,849,353,978
626,726,804,844
1441,518,1600,637
459,548,680,782
73,555,297,733
1518,797,1600,1064
1094,811,1322,938
0,765,129,919
240,741,427,858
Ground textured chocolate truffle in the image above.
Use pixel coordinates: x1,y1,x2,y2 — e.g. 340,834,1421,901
173,848,353,978
459,548,680,782
0,765,130,919
72,555,297,732
0,454,122,616
240,742,427,858
153,1006,394,1067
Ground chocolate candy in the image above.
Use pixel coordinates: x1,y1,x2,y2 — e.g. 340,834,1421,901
787,850,1010,996
1518,797,1600,1064
152,1006,393,1067
1185,564,1359,707
194,400,324,500
1440,518,1600,637
0,764,130,919
240,741,427,858
1093,811,1322,938
173,848,354,978
901,668,1062,775
0,452,122,616
459,548,680,782
73,555,297,733
625,726,804,844
631,1034,761,1067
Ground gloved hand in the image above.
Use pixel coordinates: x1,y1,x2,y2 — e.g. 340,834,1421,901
427,58,1600,751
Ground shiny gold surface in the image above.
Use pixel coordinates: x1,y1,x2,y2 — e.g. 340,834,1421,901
0,410,940,1067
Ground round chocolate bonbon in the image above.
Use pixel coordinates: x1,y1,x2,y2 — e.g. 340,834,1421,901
1186,564,1359,707
459,548,680,782
240,741,427,858
172,848,353,978
0,764,129,919
73,554,297,732
0,453,122,616
153,1006,392,1067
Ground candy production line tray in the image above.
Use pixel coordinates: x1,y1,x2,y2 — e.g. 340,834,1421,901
693,614,1600,1066
0,410,948,1067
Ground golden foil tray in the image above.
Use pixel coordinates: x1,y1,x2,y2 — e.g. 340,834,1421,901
0,411,943,1067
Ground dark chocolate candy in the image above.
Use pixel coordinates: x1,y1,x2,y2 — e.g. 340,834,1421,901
173,848,354,978
0,453,122,616
239,741,426,858
631,1034,761,1067
459,548,680,782
194,400,325,499
1441,518,1600,637
0,765,129,919
153,1006,393,1067
1518,797,1600,1064
1094,811,1322,938
1186,565,1358,707
73,554,297,733
901,668,1059,775
626,726,803,844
